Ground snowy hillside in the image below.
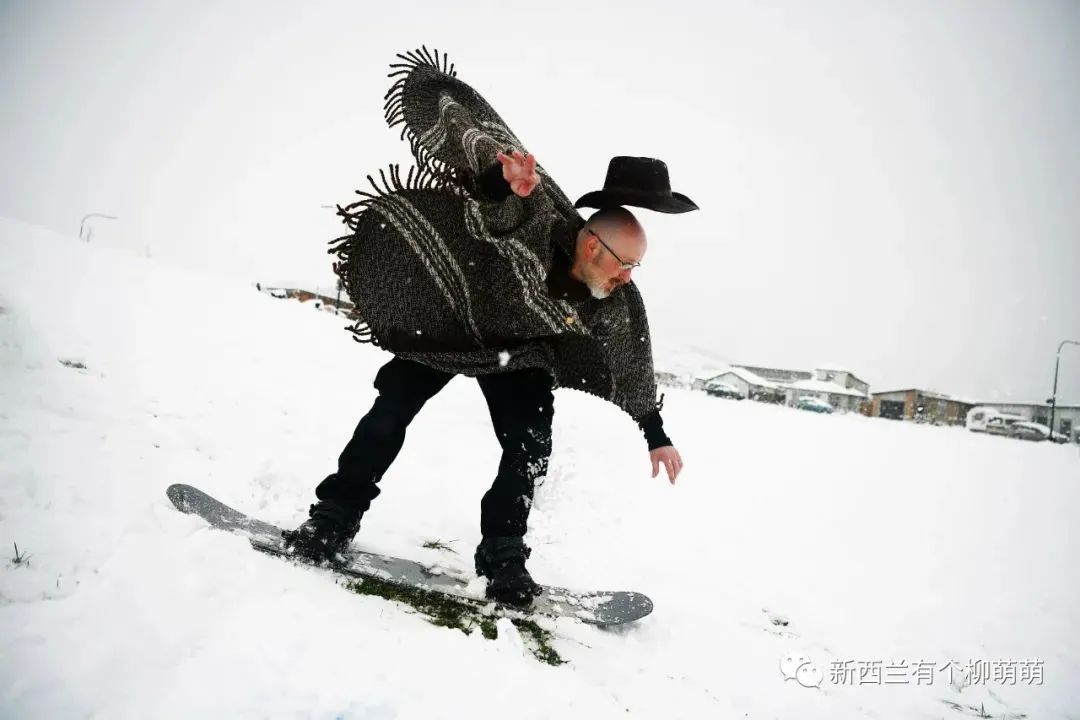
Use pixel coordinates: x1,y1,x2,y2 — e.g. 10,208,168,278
1,218,1078,719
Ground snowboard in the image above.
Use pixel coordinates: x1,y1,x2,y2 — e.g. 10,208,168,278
166,484,653,626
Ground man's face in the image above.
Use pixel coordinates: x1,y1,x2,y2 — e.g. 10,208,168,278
578,228,646,300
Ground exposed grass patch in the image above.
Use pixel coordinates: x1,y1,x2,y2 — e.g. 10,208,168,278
479,617,498,640
511,618,564,666
421,539,458,554
10,542,31,568
342,575,565,666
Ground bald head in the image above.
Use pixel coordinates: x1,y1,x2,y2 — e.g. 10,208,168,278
584,207,646,243
571,206,648,299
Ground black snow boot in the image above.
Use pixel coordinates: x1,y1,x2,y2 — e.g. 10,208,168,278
281,498,362,562
474,536,542,606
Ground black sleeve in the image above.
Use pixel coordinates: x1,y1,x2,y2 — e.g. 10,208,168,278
636,409,672,451
472,162,514,202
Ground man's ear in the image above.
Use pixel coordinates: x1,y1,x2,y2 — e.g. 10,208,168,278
574,230,588,256
581,231,598,258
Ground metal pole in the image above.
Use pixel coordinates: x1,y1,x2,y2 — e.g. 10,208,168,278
79,213,118,241
1050,353,1060,437
1049,340,1080,439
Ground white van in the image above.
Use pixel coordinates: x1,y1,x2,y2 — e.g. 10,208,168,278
966,406,1025,435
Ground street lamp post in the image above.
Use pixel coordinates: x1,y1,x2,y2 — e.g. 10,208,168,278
79,213,118,242
1049,340,1080,439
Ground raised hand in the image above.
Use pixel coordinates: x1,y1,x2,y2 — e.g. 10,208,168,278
496,150,541,197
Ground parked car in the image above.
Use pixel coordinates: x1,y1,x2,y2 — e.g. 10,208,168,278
749,389,786,405
796,396,834,414
704,381,745,400
966,406,1025,436
1008,421,1050,442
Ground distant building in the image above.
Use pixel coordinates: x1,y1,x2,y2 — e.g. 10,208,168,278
812,368,870,396
730,364,810,384
260,284,354,314
705,367,786,403
786,378,868,413
972,402,1080,442
702,364,870,410
871,389,975,425
783,368,871,412
654,371,691,389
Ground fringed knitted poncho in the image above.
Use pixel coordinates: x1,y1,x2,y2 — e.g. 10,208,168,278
330,47,668,442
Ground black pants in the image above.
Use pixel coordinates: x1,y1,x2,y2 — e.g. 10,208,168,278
315,357,554,538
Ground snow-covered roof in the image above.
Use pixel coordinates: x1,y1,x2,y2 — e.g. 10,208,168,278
788,378,868,398
731,364,809,382
984,400,1080,411
708,369,869,398
873,388,965,402
815,364,855,374
815,367,869,386
710,367,782,390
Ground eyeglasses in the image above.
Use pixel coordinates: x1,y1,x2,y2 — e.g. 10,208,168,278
587,228,641,270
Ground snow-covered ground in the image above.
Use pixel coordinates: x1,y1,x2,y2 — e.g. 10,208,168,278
2,218,1078,719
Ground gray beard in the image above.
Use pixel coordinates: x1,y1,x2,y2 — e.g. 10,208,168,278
588,283,610,300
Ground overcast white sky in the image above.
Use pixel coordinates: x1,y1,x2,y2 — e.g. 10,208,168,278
1,0,1077,403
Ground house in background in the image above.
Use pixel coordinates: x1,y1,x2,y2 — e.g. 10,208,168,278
786,378,868,412
703,367,786,403
701,364,870,410
870,389,975,425
258,283,354,314
687,354,1079,440
785,368,871,412
813,368,870,395
729,364,811,385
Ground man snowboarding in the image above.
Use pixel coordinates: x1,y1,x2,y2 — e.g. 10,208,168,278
283,47,698,606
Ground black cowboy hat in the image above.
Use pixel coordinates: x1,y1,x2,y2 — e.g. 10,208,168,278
574,156,699,214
